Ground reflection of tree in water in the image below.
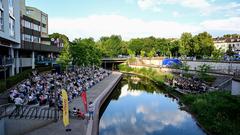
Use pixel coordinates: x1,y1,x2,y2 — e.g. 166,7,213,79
126,75,163,94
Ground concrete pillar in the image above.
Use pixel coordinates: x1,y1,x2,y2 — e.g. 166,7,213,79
32,51,35,69
9,48,15,76
15,50,19,74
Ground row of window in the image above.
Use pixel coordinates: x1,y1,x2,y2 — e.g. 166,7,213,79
217,43,240,48
22,20,41,31
0,0,15,38
22,34,41,43
0,10,3,31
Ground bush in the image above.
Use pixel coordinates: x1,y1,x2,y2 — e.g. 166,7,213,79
182,91,240,135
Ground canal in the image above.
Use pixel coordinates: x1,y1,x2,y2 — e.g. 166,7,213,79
99,75,205,135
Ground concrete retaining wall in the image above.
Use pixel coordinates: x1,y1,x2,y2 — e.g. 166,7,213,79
0,118,53,135
232,79,240,95
140,59,240,75
86,72,122,135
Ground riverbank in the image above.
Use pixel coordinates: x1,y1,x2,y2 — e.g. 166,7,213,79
119,66,240,135
25,71,122,135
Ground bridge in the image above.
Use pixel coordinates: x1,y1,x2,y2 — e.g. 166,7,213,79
102,58,128,69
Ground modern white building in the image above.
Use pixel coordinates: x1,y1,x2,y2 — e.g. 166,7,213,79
0,0,21,78
214,37,240,54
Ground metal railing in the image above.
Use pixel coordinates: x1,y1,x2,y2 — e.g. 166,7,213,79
0,57,14,66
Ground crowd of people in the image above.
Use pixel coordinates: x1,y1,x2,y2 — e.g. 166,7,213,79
166,75,208,93
8,67,111,109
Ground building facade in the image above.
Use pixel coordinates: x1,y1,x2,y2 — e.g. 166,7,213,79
0,0,21,78
19,0,62,70
0,0,63,79
214,37,240,54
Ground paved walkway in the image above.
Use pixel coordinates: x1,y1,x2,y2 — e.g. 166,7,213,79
26,72,122,135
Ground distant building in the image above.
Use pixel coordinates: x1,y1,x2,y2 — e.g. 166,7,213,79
214,37,240,54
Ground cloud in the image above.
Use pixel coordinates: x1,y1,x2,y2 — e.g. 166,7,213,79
137,0,162,12
172,11,181,17
134,0,240,16
201,17,240,32
48,14,200,41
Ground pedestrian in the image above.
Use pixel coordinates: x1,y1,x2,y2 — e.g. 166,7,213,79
88,101,94,120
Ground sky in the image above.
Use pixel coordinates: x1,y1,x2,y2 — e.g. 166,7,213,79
26,0,240,41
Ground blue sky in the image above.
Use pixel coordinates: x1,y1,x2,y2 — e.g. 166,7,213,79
26,0,240,40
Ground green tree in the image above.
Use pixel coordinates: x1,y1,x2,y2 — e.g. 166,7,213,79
97,35,123,57
140,50,145,58
49,33,71,69
193,32,215,58
226,46,235,56
70,38,102,66
212,48,224,61
179,32,193,57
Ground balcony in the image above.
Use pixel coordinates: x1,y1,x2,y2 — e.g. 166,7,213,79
21,41,63,53
0,57,14,67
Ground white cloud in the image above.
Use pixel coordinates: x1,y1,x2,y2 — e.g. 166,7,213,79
48,14,200,41
137,0,162,12
201,17,240,32
135,0,240,16
172,11,181,17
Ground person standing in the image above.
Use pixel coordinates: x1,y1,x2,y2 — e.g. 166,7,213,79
88,101,94,120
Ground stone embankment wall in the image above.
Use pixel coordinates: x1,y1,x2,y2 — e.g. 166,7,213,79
140,58,240,76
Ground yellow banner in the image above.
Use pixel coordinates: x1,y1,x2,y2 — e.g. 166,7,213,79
62,89,69,127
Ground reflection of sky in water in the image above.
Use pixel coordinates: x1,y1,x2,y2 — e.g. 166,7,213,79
99,84,205,135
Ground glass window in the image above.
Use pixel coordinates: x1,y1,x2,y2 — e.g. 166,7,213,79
0,0,3,9
24,20,31,29
8,0,14,16
33,36,40,43
9,17,15,37
33,24,40,31
0,10,3,31
42,15,47,23
23,34,32,42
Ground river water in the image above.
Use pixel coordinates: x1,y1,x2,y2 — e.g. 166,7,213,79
99,75,205,135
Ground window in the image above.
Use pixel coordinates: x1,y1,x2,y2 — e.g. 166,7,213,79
33,24,40,31
33,36,40,43
9,17,15,37
8,0,14,16
24,20,31,29
22,34,32,42
0,0,3,9
42,14,47,23
0,10,3,31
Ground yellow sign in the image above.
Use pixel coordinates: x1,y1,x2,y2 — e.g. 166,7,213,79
62,89,69,127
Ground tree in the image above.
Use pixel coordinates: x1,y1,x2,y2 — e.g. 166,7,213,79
49,33,71,69
140,50,145,58
70,38,102,66
211,48,224,61
127,49,136,65
179,32,193,57
226,45,235,57
128,38,144,55
96,35,123,57
193,32,215,58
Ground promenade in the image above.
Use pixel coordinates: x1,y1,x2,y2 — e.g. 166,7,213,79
25,71,122,135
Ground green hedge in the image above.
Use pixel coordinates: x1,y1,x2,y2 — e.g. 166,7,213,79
0,66,52,93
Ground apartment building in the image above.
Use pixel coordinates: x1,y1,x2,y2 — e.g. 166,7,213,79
19,0,63,69
0,0,21,78
214,37,240,54
0,0,63,79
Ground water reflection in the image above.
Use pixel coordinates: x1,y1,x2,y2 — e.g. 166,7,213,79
99,75,205,135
